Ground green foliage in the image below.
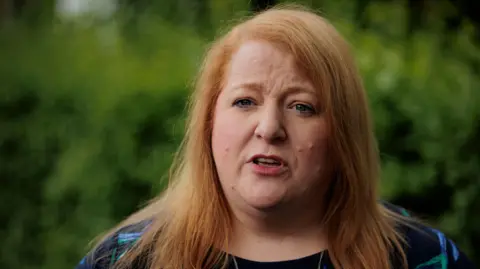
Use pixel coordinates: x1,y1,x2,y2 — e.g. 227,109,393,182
1,1,479,268
0,17,203,269
341,8,480,260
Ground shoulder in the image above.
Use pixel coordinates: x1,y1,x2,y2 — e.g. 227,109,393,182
74,220,152,269
381,201,476,269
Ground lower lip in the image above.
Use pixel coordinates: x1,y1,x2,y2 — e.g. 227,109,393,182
250,162,287,176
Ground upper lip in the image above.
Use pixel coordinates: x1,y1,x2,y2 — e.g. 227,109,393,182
248,154,286,165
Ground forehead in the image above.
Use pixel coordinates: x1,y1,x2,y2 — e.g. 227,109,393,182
225,40,308,85
230,40,291,65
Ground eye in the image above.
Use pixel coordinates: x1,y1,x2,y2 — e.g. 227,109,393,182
292,103,315,115
233,98,255,108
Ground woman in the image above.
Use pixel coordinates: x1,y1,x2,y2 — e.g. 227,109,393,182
76,5,475,269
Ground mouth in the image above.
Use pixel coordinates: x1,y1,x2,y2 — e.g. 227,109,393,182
248,154,287,176
249,154,285,167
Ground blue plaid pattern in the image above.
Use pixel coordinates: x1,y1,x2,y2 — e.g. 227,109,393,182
75,205,475,269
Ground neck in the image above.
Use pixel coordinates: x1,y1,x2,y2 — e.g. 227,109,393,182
227,201,328,262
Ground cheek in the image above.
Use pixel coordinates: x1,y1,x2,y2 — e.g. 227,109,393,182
294,127,329,174
212,127,231,158
294,120,328,153
294,142,327,186
211,111,240,162
296,140,327,161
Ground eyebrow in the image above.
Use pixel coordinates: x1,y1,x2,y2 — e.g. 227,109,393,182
229,82,316,95
229,82,263,92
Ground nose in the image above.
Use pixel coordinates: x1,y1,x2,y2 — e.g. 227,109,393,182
254,104,287,143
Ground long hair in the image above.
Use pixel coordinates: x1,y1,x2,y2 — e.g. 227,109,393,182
100,4,410,269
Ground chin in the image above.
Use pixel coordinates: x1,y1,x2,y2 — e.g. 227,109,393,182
237,178,288,211
243,194,285,211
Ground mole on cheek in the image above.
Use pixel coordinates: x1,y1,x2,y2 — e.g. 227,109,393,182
308,143,314,150
223,146,230,157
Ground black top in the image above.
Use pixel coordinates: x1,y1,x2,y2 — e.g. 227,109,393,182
75,203,476,269
230,252,327,269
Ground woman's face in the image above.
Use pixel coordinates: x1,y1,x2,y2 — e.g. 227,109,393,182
211,40,329,212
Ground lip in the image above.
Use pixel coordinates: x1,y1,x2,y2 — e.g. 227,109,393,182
247,154,288,176
248,154,286,164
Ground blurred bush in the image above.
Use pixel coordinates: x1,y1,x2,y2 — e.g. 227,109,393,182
0,15,204,269
0,0,478,268
346,3,480,260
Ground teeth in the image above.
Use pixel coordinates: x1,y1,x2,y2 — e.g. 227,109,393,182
255,158,280,164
